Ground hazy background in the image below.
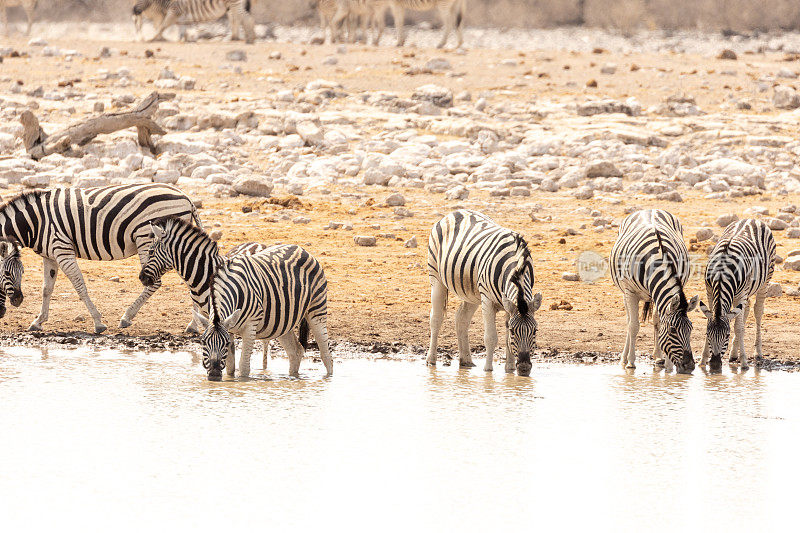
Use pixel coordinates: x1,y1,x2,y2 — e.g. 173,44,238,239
6,0,800,32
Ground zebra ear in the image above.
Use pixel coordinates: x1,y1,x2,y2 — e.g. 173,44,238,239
150,222,165,240
667,294,681,314
529,293,542,313
0,242,7,258
698,301,713,319
222,309,242,330
501,296,516,316
727,302,745,320
686,295,699,312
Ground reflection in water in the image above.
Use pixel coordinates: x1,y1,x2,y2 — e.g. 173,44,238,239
0,346,798,530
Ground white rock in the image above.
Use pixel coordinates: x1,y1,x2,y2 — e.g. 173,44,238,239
773,85,800,109
411,84,453,107
385,193,405,206
21,175,50,188
562,272,580,282
233,177,273,197
696,228,714,242
766,283,783,298
354,235,377,247
716,213,739,227
425,57,452,71
405,236,418,248
585,161,622,178
445,186,468,200
764,217,789,230
296,121,324,145
226,50,247,62
153,170,180,184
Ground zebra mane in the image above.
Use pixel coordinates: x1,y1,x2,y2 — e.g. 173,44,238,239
151,215,219,254
0,191,41,213
654,226,688,313
509,234,533,316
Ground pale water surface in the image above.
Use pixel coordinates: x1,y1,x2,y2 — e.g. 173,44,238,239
1,346,798,531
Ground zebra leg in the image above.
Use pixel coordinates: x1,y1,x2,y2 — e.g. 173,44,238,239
435,4,454,49
753,289,767,360
226,339,236,377
455,301,478,367
149,10,178,41
504,322,515,374
455,0,465,48
728,301,744,363
700,337,710,367
481,297,498,372
426,279,448,366
25,6,33,36
391,3,406,46
1,7,8,37
29,257,58,331
56,253,107,334
372,7,385,45
738,299,751,370
652,311,664,366
240,6,256,43
308,316,333,377
238,323,257,378
278,331,305,377
331,5,349,44
622,294,639,369
120,246,162,328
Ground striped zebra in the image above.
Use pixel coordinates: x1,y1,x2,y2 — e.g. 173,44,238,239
200,237,331,380
427,210,542,376
699,219,776,370
322,0,388,45
389,0,466,48
138,217,277,367
0,240,23,319
1,0,37,36
132,0,255,43
0,184,202,333
610,209,699,373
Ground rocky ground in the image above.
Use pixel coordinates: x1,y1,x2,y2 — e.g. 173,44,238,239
1,23,800,367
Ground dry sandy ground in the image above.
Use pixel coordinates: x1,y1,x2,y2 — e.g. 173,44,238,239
1,32,799,365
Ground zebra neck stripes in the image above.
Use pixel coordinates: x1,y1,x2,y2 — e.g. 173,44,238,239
0,192,45,251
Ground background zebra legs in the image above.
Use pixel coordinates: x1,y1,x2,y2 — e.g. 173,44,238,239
753,288,767,359
29,257,58,331
119,245,163,329
652,313,665,367
263,341,271,370
480,297,498,372
391,3,406,46
237,322,258,377
149,10,178,41
307,316,333,376
426,279,447,366
729,299,751,368
621,293,639,369
277,331,305,377
55,252,107,334
455,302,478,367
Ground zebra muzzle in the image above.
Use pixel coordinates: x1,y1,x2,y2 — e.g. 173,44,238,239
9,291,23,307
516,352,532,376
139,271,154,287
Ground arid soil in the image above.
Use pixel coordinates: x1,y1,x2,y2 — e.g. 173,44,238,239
1,26,800,366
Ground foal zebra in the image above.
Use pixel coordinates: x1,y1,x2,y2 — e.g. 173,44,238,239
389,0,466,48
610,209,698,373
0,241,23,319
699,219,776,370
200,240,332,380
132,0,255,43
138,217,275,366
427,210,542,376
1,0,37,36
0,184,202,333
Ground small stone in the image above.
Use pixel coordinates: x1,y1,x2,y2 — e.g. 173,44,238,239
561,272,580,282
773,85,800,109
766,283,782,298
385,193,406,206
585,161,622,178
109,276,121,283
696,228,714,242
573,186,594,200
764,217,789,231
717,49,737,60
405,236,418,248
425,57,451,71
445,186,468,200
226,50,247,62
600,63,617,74
787,228,800,239
322,56,338,65
292,216,310,224
93,102,105,113
233,177,273,197
209,229,223,241
716,213,739,227
354,235,377,247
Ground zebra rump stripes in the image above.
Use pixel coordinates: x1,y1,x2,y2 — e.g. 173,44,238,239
700,219,776,370
133,0,255,43
194,234,331,380
610,209,699,373
427,210,541,376
0,184,202,333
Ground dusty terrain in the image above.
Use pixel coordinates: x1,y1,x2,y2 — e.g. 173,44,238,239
1,24,800,366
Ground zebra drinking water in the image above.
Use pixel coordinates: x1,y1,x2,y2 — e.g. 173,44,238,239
388,0,466,48
132,0,255,43
138,216,276,366
699,219,776,370
0,184,202,333
610,209,698,373
0,241,23,319
426,210,542,376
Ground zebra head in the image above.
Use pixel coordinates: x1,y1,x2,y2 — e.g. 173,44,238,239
132,0,153,16
656,293,699,373
201,309,242,381
698,300,744,369
139,221,174,287
502,248,542,376
0,241,24,318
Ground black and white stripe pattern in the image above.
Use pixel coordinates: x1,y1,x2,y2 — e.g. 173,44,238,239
139,217,276,366
0,241,23,319
203,242,331,380
133,0,254,43
610,209,699,373
389,0,466,48
699,219,776,369
0,184,202,333
426,209,542,376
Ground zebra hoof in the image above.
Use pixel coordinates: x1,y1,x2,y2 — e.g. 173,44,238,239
626,363,636,369
459,360,475,368
95,324,108,334
119,318,132,329
28,323,42,332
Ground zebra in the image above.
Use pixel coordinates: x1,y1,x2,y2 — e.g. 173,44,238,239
699,219,776,370
138,216,277,367
0,184,203,334
427,210,542,376
610,209,699,373
200,238,332,380
388,0,466,48
132,0,255,43
0,240,24,319
1,0,36,36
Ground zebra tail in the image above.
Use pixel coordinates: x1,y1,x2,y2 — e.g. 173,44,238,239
641,301,652,323
245,0,251,13
298,319,310,350
190,204,204,230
